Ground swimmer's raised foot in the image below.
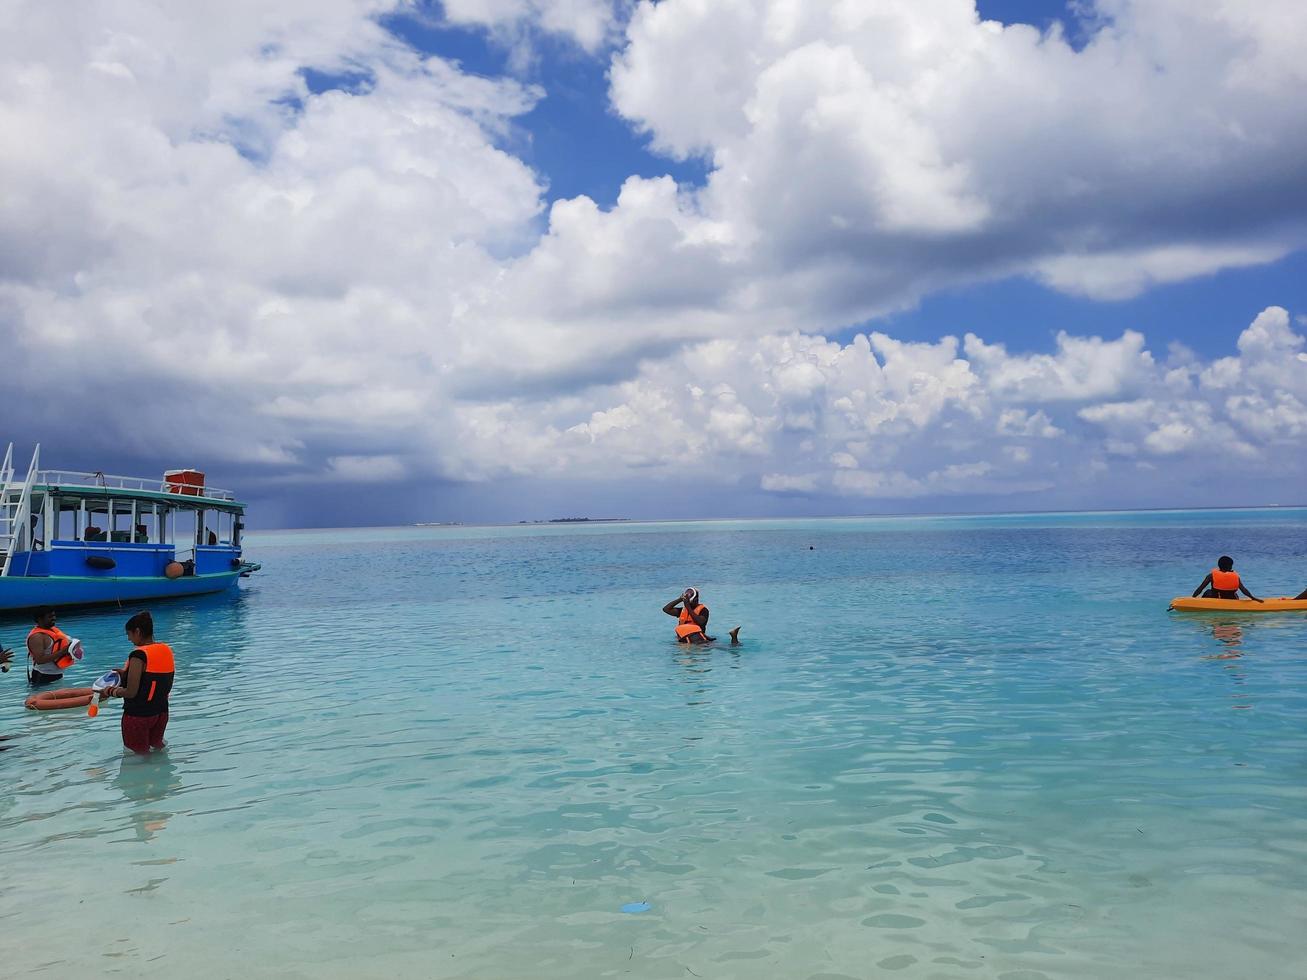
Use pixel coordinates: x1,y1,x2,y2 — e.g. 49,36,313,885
729,626,741,645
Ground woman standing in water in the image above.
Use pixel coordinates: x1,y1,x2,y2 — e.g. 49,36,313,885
101,611,175,755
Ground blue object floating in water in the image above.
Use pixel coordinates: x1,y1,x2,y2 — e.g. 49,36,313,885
621,902,651,914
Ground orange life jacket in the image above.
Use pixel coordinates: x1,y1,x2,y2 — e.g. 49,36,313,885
676,604,708,639
28,625,74,670
1211,569,1240,592
121,642,175,717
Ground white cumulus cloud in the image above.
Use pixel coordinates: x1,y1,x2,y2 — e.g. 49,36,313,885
439,0,626,53
609,0,1307,314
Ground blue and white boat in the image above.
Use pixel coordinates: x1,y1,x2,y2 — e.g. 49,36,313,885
0,443,259,612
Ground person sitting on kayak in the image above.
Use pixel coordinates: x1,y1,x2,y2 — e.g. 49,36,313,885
1192,556,1263,602
662,588,741,645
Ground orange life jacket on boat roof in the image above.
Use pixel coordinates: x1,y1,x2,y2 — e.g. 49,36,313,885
676,604,707,639
1211,569,1240,592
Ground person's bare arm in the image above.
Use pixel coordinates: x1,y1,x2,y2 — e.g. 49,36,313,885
687,605,709,630
1238,581,1263,602
26,633,58,665
1192,573,1213,598
662,596,685,618
112,656,145,699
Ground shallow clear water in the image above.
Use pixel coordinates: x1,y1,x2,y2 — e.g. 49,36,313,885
3,510,1307,979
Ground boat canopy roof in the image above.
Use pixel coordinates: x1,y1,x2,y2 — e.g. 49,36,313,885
30,469,246,512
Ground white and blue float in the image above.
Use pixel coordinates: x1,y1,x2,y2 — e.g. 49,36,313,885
0,443,259,612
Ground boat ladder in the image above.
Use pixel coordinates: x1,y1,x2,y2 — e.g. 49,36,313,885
0,443,39,577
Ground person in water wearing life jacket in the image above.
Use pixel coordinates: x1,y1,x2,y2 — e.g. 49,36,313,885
100,610,174,755
662,588,742,645
25,606,76,686
1192,556,1263,602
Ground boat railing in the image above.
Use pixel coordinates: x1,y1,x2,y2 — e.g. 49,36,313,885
29,469,237,501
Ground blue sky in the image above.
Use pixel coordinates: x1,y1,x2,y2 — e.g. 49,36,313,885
875,251,1307,358
2,1,1305,527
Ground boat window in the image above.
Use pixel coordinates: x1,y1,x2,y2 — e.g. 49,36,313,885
216,509,234,545
173,507,199,556
82,501,110,541
196,509,234,546
133,503,159,544
54,498,80,541
108,499,134,543
26,495,46,550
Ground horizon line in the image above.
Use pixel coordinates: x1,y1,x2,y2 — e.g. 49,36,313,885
246,502,1307,534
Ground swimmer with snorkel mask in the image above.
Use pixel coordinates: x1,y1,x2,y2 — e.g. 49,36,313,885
662,587,742,645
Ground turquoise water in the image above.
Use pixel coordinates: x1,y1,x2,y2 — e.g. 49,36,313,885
3,510,1306,979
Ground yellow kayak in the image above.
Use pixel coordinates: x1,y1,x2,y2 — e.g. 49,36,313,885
1169,596,1307,612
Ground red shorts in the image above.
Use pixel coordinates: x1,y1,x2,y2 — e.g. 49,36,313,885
122,712,168,754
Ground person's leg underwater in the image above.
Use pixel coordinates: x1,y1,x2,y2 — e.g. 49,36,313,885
149,712,169,750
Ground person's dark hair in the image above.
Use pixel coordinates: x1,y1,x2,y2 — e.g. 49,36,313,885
124,610,154,639
1217,555,1234,571
32,605,54,622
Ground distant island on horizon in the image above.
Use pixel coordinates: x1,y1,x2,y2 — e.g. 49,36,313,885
520,517,631,524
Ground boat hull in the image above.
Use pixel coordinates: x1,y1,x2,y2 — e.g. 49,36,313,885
1169,596,1307,612
0,571,241,612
